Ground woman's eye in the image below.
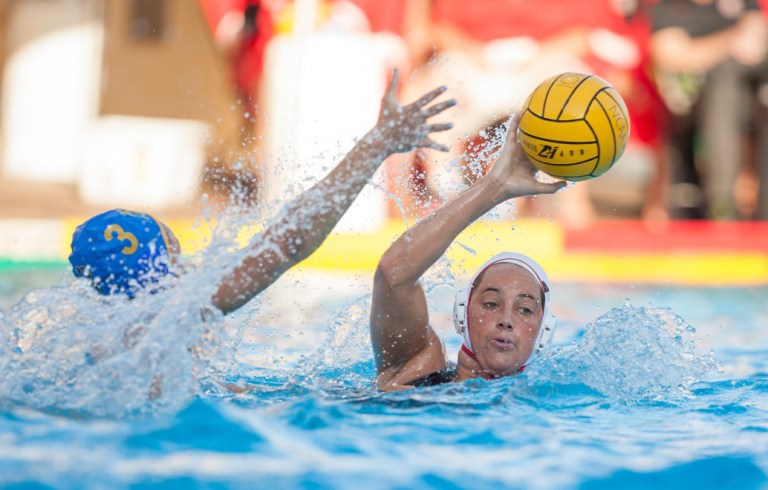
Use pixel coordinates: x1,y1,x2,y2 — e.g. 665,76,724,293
520,307,533,315
483,302,497,309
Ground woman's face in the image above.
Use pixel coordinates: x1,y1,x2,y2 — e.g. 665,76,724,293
466,263,544,377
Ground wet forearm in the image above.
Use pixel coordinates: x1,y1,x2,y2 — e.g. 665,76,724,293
378,175,507,287
651,27,735,73
214,69,454,314
270,130,389,261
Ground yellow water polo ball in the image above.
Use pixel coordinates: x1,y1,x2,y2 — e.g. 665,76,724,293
517,72,630,181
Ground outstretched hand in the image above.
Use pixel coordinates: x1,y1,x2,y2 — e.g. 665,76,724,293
372,68,456,154
487,113,568,199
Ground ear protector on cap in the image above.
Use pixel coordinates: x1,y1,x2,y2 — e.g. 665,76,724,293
452,252,556,365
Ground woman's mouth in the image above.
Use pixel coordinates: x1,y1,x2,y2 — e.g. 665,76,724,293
491,338,516,349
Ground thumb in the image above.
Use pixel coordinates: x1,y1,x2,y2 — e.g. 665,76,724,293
535,180,568,195
505,112,521,144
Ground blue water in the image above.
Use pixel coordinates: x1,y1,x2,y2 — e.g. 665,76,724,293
0,262,766,489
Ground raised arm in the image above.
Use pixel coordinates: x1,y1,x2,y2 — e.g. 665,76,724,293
650,10,768,74
370,114,566,386
212,70,455,314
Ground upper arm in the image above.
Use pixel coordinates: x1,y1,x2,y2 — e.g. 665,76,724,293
650,27,690,66
376,327,448,391
650,26,734,73
369,259,440,375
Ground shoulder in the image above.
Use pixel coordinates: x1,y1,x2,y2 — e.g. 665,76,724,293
376,328,450,391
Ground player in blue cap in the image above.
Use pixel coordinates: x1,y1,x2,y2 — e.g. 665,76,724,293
69,209,180,298
69,69,456,314
370,112,566,390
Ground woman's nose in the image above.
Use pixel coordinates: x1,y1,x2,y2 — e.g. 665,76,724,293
497,306,515,328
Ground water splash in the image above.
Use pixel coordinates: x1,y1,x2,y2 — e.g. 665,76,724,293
0,117,428,418
0,194,301,418
529,303,719,403
0,277,224,418
288,295,375,394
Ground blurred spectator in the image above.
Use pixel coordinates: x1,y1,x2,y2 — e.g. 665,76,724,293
200,0,386,118
199,0,390,210
392,0,641,227
199,0,276,121
615,0,674,225
650,0,768,220
198,0,278,207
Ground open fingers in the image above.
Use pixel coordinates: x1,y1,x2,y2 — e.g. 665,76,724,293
383,68,400,102
427,122,454,133
411,85,448,109
422,98,456,118
422,137,451,152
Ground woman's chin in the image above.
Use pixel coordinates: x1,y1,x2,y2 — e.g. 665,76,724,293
478,358,524,379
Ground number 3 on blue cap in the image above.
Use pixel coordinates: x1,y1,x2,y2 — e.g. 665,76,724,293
104,224,138,255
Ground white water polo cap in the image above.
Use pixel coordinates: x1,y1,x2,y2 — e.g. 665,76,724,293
453,252,556,366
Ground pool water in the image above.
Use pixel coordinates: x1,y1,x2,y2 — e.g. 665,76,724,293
0,263,766,489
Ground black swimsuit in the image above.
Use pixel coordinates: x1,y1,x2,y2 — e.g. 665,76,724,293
408,368,458,387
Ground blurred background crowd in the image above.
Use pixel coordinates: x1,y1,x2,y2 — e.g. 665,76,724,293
1,0,767,228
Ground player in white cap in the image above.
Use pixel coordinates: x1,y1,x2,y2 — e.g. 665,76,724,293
370,113,566,391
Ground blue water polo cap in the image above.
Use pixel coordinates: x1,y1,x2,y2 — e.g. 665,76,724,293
69,209,175,297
